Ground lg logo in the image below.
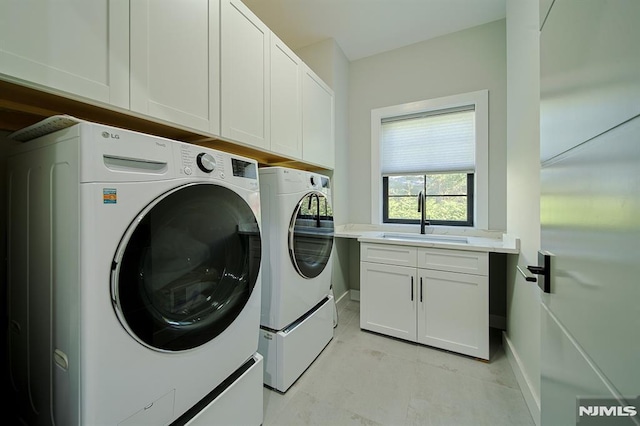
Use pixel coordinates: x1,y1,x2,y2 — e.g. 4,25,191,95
101,131,120,139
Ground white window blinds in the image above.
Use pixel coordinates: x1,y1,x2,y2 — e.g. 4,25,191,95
381,106,475,175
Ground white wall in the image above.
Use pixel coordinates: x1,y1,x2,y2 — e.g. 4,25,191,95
347,20,507,231
296,39,351,305
504,0,541,424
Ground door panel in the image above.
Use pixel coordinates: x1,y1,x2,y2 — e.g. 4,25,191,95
540,0,640,422
541,117,640,397
360,262,417,341
540,305,616,426
221,0,270,148
302,66,334,168
0,0,129,107
418,269,488,360
270,34,302,158
540,0,640,161
130,0,219,133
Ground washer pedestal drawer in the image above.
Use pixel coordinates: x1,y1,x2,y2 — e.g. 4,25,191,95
259,295,334,393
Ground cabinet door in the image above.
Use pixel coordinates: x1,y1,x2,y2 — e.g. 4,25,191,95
130,0,219,134
360,243,417,268
417,248,488,276
417,269,489,359
360,262,416,342
302,65,334,168
0,0,129,108
270,34,302,158
221,0,270,149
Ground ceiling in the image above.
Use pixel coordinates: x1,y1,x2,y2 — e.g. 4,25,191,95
242,0,506,61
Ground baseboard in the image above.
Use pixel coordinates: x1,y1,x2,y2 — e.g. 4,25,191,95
349,289,360,301
489,314,506,330
502,332,541,426
334,290,350,312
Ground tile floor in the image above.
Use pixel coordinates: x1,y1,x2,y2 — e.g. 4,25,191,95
263,299,535,426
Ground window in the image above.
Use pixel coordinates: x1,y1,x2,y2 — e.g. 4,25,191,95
371,90,488,228
383,173,474,226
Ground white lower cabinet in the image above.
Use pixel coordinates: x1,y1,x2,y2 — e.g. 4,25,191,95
360,243,489,360
360,262,417,342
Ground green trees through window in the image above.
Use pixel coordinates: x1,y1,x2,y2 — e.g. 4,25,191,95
383,173,473,226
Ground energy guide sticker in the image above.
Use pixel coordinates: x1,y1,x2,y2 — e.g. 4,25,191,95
103,188,117,204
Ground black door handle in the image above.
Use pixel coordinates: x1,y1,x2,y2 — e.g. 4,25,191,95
410,276,414,301
527,251,553,293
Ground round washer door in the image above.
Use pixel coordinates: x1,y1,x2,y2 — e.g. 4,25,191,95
288,191,334,279
112,183,261,352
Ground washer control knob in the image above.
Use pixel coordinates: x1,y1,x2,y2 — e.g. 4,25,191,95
196,153,216,173
310,176,316,186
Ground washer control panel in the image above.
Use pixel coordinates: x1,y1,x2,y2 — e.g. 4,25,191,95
178,145,225,179
196,152,216,173
308,174,330,190
175,142,258,191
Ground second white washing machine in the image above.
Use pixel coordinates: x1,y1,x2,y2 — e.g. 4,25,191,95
258,166,335,392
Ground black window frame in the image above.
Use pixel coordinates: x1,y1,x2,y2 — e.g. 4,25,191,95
382,173,474,227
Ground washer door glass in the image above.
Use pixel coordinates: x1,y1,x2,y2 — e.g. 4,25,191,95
112,183,261,352
289,191,334,279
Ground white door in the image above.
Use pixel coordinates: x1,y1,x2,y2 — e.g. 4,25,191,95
270,34,302,158
417,269,488,360
539,1,640,424
302,66,334,168
130,0,220,134
360,262,417,341
0,0,129,108
220,0,270,149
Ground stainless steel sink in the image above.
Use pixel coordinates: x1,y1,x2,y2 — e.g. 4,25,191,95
381,232,469,244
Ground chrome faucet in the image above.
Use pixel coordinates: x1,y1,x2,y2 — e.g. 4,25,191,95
417,191,430,234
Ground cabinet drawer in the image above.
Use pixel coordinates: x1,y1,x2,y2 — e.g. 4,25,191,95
417,248,488,276
360,243,417,267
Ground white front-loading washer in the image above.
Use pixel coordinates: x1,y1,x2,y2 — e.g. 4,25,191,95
257,166,335,392
6,119,263,425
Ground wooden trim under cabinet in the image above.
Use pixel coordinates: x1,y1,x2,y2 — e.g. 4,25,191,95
0,79,327,172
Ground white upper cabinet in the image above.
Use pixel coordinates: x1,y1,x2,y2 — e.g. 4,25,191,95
220,0,270,149
1,0,335,170
130,0,220,134
302,65,335,169
270,34,302,159
0,0,129,109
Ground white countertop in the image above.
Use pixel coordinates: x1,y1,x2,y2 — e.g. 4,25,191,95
334,224,520,254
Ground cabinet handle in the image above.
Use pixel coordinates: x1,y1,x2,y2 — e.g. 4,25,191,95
410,276,414,301
420,277,423,302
